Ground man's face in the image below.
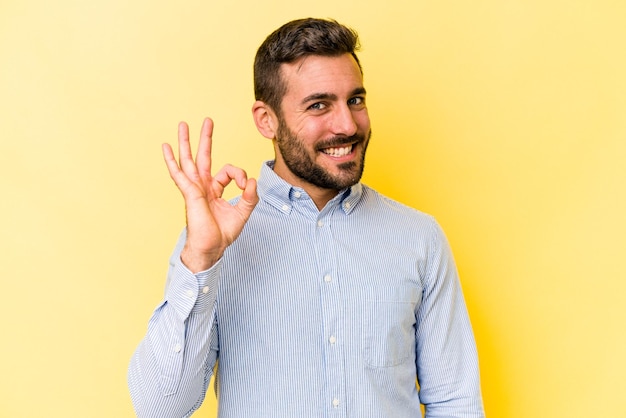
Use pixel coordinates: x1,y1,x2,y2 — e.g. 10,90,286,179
272,53,371,192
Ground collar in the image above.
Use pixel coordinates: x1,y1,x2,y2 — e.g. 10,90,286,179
256,160,362,215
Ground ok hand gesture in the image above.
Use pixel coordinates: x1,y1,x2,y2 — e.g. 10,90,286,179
162,118,258,273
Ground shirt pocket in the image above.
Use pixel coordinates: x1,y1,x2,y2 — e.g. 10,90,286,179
363,285,420,368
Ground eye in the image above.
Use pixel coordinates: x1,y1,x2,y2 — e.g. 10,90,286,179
308,102,327,111
348,96,365,106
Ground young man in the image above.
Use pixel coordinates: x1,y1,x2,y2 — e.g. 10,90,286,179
128,18,484,418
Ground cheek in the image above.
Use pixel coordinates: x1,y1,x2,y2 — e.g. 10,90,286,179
355,110,371,131
294,120,327,145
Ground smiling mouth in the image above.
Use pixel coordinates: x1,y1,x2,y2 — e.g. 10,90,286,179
321,144,355,157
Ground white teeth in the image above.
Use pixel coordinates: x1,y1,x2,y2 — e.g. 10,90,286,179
322,145,352,157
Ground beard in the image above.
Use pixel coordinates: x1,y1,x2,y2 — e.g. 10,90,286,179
275,118,370,191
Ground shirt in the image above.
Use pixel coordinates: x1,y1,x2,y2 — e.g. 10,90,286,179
128,161,485,418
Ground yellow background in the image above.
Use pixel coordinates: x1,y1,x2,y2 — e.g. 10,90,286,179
1,0,625,417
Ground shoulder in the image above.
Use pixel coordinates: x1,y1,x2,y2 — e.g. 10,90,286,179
348,185,450,247
359,184,437,225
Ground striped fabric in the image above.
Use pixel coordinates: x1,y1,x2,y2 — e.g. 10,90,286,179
128,161,484,417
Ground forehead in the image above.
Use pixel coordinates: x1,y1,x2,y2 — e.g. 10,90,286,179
279,54,364,101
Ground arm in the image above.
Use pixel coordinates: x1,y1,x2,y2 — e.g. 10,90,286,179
416,220,485,418
128,231,220,417
128,118,258,417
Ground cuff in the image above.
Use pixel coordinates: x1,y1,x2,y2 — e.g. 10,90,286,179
164,257,221,320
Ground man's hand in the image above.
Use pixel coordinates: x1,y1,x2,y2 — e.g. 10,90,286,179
162,118,258,273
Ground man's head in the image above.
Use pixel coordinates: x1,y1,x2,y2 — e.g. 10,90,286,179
252,19,371,204
254,18,362,116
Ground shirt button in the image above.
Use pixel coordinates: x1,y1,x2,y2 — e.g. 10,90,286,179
294,191,302,198
317,220,324,227
186,289,194,298
174,343,182,353
344,202,351,209
324,274,332,283
332,398,340,408
202,286,209,294
329,335,337,345
281,204,289,212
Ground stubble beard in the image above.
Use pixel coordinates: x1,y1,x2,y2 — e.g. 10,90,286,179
275,119,370,191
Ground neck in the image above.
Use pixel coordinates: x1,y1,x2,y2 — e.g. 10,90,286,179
271,160,340,210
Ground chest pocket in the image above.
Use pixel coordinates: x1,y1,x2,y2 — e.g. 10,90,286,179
363,284,421,368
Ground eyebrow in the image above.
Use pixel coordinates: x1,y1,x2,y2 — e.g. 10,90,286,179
300,87,367,106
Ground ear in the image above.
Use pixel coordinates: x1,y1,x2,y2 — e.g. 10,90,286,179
252,100,279,139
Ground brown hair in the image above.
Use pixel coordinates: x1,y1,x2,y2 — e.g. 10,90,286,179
253,18,362,115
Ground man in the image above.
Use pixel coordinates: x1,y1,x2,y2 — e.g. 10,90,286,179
128,18,484,417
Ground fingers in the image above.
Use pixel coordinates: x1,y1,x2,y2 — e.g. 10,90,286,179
164,119,257,209
164,119,212,187
162,142,194,194
195,118,214,177
225,174,258,221
177,121,197,176
212,164,250,194
212,165,259,210
239,177,259,209
162,142,180,178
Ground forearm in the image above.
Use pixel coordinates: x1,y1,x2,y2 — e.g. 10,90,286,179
128,237,220,417
418,220,484,418
418,289,483,418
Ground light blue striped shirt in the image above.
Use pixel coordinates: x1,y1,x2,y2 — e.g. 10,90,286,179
128,161,484,417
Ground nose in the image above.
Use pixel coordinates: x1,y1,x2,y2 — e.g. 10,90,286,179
330,104,358,137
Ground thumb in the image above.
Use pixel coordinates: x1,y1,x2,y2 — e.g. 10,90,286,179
236,178,259,218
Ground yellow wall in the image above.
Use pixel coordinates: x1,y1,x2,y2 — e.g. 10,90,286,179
2,1,625,417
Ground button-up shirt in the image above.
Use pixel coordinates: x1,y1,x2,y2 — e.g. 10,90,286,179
129,161,484,417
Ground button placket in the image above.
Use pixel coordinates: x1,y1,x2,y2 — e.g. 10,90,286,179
314,212,346,416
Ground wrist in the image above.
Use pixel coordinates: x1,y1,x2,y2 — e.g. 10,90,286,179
180,243,222,273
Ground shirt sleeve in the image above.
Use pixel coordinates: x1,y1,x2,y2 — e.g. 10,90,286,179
128,230,220,418
416,219,485,418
